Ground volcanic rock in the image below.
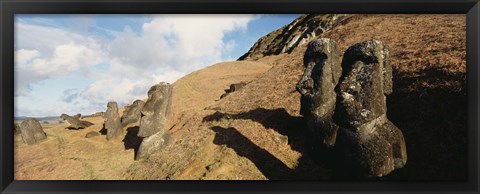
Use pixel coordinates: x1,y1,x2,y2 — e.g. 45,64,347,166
220,82,247,99
121,100,145,128
60,113,94,129
85,131,100,138
105,101,123,140
296,38,342,152
333,40,407,177
19,118,47,145
138,82,172,137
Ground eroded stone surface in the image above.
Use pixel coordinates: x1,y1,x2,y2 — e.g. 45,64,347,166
138,82,172,138
105,101,123,140
60,113,94,129
296,38,342,151
121,100,145,128
19,118,47,145
333,40,407,177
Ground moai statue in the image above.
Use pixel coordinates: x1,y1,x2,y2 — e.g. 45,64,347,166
296,38,342,159
19,118,47,145
60,113,94,129
121,100,145,128
105,101,123,140
136,82,173,160
333,39,407,177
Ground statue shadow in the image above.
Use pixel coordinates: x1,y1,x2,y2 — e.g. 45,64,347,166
204,108,334,180
122,126,144,156
99,123,107,135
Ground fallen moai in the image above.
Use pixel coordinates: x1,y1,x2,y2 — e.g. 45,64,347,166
60,113,94,129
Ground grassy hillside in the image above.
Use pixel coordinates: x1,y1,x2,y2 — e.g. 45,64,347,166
15,14,467,180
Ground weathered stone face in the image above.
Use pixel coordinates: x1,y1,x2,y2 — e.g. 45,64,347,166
333,40,407,177
19,118,47,145
60,113,94,129
296,38,342,148
138,82,173,138
121,100,145,128
105,101,123,140
73,113,81,119
334,40,391,128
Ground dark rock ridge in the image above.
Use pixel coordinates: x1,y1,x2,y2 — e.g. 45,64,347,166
121,100,145,128
60,113,94,129
19,118,47,145
105,101,123,140
296,38,342,158
238,14,350,61
220,82,247,99
297,39,407,178
333,39,407,177
136,82,173,160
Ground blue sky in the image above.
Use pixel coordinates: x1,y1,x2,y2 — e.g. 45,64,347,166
14,14,299,117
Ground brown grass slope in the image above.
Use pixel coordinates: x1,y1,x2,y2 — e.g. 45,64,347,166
15,14,466,180
125,14,466,180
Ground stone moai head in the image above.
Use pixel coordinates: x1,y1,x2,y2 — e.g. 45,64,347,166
296,38,342,118
334,39,393,128
138,82,173,138
107,101,118,112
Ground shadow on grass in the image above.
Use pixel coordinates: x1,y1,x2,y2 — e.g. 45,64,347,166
122,126,144,156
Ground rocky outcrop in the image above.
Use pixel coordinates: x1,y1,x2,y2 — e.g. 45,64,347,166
296,38,342,155
220,82,247,99
136,82,173,160
19,118,47,145
121,100,145,128
238,14,350,61
60,113,94,129
333,40,407,177
105,101,123,140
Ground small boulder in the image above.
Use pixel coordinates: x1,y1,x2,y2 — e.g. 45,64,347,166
85,131,100,138
220,82,247,99
121,100,145,128
19,118,47,145
73,113,82,119
105,101,123,140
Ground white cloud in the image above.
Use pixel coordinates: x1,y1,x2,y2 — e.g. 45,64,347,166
15,15,256,116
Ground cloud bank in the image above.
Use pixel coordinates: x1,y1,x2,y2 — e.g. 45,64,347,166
15,15,256,116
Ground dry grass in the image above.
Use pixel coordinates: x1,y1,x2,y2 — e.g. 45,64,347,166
14,14,466,180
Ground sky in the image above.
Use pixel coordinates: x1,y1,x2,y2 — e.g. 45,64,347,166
14,14,300,117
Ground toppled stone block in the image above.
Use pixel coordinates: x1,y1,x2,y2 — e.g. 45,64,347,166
60,113,94,129
220,82,247,99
